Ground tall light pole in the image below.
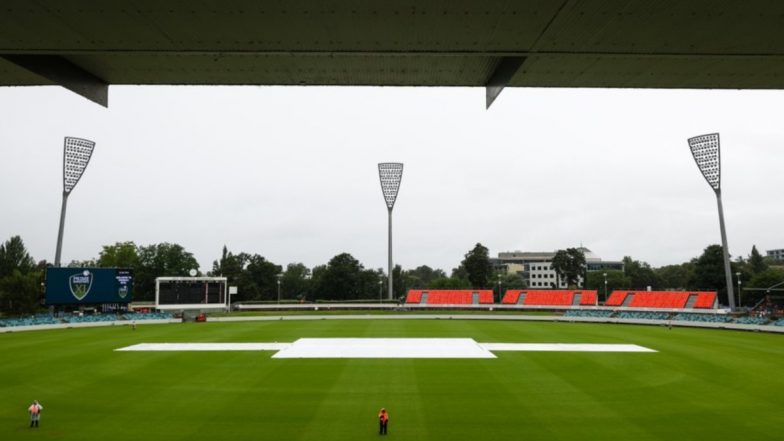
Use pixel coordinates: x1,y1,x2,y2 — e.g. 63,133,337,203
55,137,96,267
603,273,608,303
276,274,282,304
378,163,403,300
688,133,735,310
736,272,742,308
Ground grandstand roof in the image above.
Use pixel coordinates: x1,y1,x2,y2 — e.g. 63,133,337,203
2,1,784,106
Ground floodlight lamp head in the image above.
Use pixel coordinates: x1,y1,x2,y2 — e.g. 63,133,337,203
378,162,404,210
63,137,96,194
687,133,721,192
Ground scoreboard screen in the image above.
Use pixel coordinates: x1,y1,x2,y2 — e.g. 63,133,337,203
156,277,227,309
46,268,133,305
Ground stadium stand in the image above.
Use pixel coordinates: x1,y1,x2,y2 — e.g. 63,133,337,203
0,311,175,328
616,311,671,320
0,314,59,327
579,292,597,305
124,312,174,320
606,291,718,309
502,290,599,307
501,291,520,304
692,292,718,309
605,291,630,307
773,318,784,327
406,290,423,304
629,292,689,308
673,313,732,323
62,313,122,324
563,310,614,318
405,290,493,305
734,316,770,325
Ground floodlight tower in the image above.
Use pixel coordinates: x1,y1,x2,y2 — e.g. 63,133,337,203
688,133,735,310
378,163,403,300
54,137,96,267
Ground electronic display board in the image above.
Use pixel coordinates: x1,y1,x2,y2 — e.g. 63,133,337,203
45,268,133,305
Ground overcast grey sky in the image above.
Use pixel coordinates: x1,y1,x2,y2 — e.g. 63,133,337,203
0,86,782,273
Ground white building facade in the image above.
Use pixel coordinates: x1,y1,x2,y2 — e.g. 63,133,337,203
492,248,623,289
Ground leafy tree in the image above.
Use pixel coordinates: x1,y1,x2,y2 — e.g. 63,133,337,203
358,268,384,301
655,263,695,290
428,276,471,289
0,236,36,278
745,268,784,307
211,246,249,281
67,259,98,268
281,262,312,301
314,253,367,300
406,265,447,288
693,244,736,306
622,256,661,289
585,270,631,300
490,272,528,301
0,270,41,314
135,243,200,300
461,243,492,288
501,272,527,290
238,254,283,301
450,265,469,281
308,264,327,301
749,245,768,274
391,264,406,300
98,241,139,268
551,248,586,288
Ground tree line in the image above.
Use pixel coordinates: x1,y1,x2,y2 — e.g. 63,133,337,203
0,235,782,315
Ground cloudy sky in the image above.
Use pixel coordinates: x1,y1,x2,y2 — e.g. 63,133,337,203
0,85,782,273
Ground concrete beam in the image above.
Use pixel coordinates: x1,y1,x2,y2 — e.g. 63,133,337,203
485,56,526,109
0,55,108,107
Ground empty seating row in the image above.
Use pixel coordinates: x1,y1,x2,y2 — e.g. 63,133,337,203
616,311,671,320
692,293,718,309
630,292,690,308
502,290,598,306
124,312,174,320
0,314,59,327
606,291,718,309
673,313,732,323
564,310,614,318
405,290,493,305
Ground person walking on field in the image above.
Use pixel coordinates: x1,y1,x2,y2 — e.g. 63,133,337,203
378,408,389,435
28,400,43,428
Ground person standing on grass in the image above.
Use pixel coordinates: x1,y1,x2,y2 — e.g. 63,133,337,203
28,400,43,428
378,408,389,435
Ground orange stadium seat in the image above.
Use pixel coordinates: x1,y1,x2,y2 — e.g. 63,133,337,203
693,292,718,309
501,291,519,304
579,292,597,305
605,291,630,306
405,290,494,305
605,291,717,309
405,290,423,304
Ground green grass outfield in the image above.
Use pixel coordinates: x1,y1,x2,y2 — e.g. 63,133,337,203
1,319,782,441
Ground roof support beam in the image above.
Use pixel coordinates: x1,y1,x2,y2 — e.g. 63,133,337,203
485,56,526,109
0,55,108,107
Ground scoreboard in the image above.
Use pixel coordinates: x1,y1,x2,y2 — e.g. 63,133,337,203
46,268,133,305
155,277,228,310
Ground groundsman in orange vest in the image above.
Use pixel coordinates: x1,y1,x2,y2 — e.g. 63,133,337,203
378,408,389,435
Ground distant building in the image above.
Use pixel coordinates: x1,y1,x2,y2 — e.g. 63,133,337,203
767,249,784,262
491,248,623,289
